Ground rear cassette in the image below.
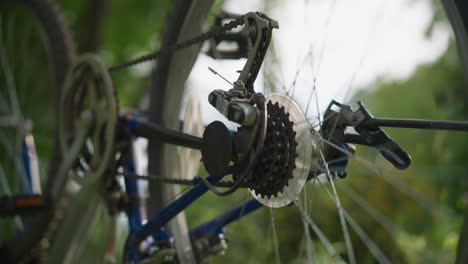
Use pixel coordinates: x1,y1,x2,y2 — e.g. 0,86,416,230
249,94,317,208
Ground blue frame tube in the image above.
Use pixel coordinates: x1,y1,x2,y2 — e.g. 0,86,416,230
125,167,233,252
189,198,263,242
21,141,33,194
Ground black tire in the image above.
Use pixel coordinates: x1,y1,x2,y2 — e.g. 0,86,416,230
0,0,75,262
147,0,214,263
441,1,468,263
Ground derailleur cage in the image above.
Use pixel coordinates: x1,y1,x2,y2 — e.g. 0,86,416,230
202,11,278,178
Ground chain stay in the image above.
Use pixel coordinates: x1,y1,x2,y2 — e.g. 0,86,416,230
121,171,248,188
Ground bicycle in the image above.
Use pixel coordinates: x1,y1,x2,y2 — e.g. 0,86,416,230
2,0,468,263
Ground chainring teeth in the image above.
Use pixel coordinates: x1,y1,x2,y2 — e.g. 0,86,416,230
59,54,118,179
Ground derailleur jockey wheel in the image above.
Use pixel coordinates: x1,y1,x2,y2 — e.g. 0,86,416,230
59,54,118,181
247,94,319,208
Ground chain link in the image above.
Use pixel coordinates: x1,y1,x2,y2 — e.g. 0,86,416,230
24,13,253,263
121,171,249,188
108,16,245,72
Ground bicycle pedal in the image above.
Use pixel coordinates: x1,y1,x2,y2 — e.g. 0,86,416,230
0,194,48,217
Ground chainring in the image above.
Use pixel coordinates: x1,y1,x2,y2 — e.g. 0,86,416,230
248,94,318,208
59,54,118,183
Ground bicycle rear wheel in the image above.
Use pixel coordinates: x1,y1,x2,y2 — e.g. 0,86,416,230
146,0,468,263
0,0,75,261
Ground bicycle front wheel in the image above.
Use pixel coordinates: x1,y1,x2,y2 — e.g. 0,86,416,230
0,0,75,261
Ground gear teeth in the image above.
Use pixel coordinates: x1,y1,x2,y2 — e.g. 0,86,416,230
246,101,298,199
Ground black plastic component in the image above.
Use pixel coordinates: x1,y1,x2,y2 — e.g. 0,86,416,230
201,121,233,175
322,101,411,170
227,104,244,123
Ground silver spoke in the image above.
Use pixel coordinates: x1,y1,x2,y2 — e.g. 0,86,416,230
0,15,21,118
317,180,391,264
269,207,281,264
318,149,356,264
302,212,315,263
294,200,344,263
317,134,447,216
342,210,391,264
355,157,448,217
313,0,338,78
337,182,397,234
342,0,386,104
301,179,315,263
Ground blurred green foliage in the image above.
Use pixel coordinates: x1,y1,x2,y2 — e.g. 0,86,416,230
59,0,172,107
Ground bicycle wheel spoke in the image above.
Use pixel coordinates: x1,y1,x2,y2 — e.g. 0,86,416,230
355,157,448,217
313,0,338,79
342,210,391,264
317,179,392,264
337,182,397,234
304,77,323,131
342,1,386,104
16,17,37,110
0,16,21,118
263,35,287,94
300,178,316,263
269,207,282,264
318,135,447,217
294,200,344,263
301,212,315,263
318,149,356,264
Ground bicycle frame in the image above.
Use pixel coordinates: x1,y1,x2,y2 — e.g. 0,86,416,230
123,118,266,262
14,115,347,262
122,117,349,262
122,159,264,262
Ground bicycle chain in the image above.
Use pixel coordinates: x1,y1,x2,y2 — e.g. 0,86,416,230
25,15,246,259
22,185,72,264
25,57,119,264
108,16,245,72
24,13,268,263
121,171,249,188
